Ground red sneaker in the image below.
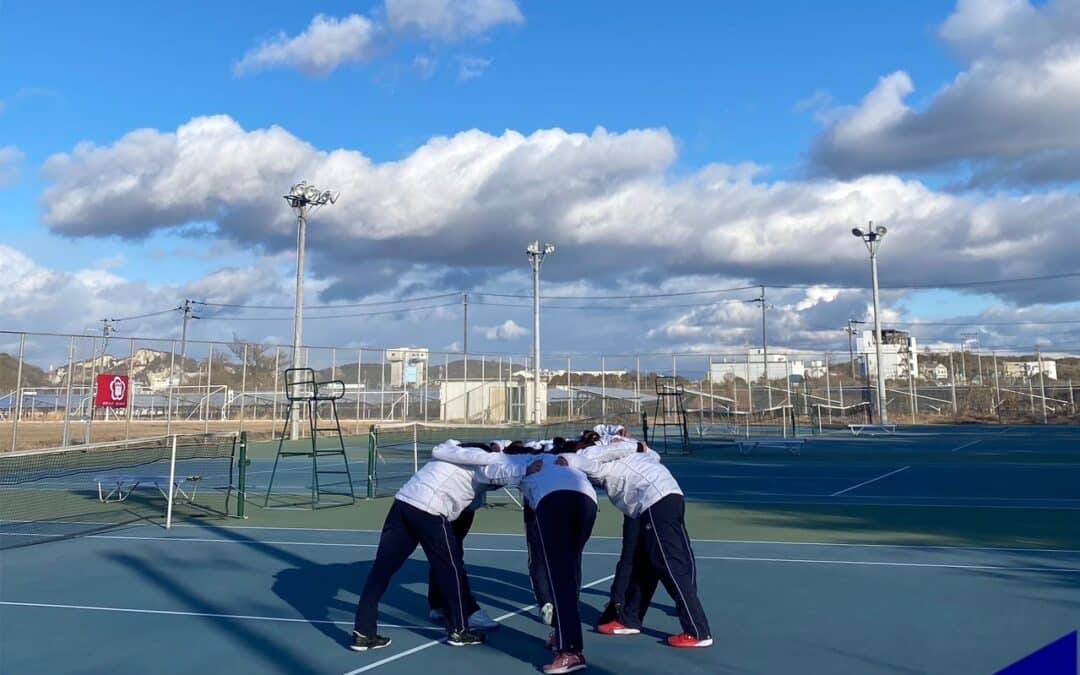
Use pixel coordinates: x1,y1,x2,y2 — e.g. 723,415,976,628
543,651,587,674
597,621,640,636
667,633,714,648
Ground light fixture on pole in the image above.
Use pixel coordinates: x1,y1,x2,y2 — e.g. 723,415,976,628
284,181,338,439
851,222,889,424
526,240,555,425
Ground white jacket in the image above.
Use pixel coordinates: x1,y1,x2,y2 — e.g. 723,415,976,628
564,448,682,518
395,440,502,520
478,453,597,509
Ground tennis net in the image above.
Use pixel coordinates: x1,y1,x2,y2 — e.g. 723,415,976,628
0,432,244,548
811,402,873,432
710,404,798,438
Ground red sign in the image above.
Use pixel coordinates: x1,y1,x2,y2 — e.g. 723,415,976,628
95,374,130,408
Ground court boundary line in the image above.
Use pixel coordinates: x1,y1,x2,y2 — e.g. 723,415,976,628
830,466,911,496
951,440,983,452
7,522,1080,552
0,600,443,631
340,573,616,675
5,531,1080,570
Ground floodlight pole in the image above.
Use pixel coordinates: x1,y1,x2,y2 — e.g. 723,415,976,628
845,319,864,379
852,222,889,425
527,241,555,425
284,181,338,440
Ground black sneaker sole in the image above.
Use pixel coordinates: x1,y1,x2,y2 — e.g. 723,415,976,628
349,639,392,652
446,639,484,647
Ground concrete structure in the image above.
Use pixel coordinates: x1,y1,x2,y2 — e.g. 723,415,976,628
439,371,548,424
709,351,826,383
859,330,918,380
1003,360,1057,380
385,348,428,388
921,363,949,382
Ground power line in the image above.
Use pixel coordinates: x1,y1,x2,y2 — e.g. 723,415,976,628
470,298,751,311
107,308,179,323
477,284,759,301
883,318,1080,327
193,292,461,311
197,301,461,321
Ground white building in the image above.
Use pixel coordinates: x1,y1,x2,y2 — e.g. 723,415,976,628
1003,360,1057,381
709,350,825,383
385,348,428,388
859,330,918,380
440,371,548,424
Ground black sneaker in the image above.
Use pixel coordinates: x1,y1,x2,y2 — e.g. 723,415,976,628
350,631,392,652
596,601,621,628
447,629,485,647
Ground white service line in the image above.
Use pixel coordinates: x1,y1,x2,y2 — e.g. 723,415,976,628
951,440,983,452
0,600,442,631
830,466,911,497
340,574,615,675
693,555,1080,572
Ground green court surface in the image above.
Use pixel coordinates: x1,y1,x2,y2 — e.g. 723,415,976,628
2,424,1079,674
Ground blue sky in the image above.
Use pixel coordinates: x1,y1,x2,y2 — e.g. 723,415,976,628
2,0,1078,358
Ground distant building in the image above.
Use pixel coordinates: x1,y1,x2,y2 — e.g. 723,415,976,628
708,350,825,383
385,348,428,388
859,330,918,380
1003,360,1057,380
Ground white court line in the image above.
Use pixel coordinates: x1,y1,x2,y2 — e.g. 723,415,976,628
7,522,1080,554
340,573,615,675
694,555,1080,573
830,466,911,497
0,601,442,631
951,440,983,453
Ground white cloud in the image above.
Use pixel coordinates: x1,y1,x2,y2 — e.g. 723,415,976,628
457,55,491,81
386,0,523,41
0,146,24,187
810,0,1080,186
482,319,527,341
413,54,438,79
38,115,1080,310
234,14,379,76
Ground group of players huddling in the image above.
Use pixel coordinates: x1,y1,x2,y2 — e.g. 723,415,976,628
351,424,711,674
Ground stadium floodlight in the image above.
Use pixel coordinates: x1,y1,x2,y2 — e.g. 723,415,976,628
851,221,889,424
284,181,338,439
526,241,556,425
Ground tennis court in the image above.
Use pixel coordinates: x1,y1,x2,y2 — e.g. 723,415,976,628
2,424,1079,674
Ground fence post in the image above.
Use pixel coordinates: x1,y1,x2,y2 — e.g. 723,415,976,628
237,431,247,519
1069,378,1075,416
908,361,916,425
367,425,377,499
239,344,248,433
10,333,25,451
824,353,833,423
356,350,363,433
949,352,959,421
272,347,281,436
166,341,176,437
567,356,573,420
125,338,135,440
635,355,641,414
85,336,98,444
205,344,214,434
601,355,607,420
62,336,75,446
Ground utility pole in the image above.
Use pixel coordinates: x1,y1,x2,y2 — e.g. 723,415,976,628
845,318,865,379
1037,347,1048,424
749,287,773,407
851,222,890,424
463,293,469,355
526,241,555,425
283,181,338,440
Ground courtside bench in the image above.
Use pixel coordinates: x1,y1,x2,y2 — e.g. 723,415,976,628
95,474,204,504
848,424,897,436
736,438,805,456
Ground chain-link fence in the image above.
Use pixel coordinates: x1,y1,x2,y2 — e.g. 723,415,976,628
1,330,1076,450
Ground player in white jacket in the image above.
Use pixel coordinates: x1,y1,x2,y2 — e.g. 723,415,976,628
563,444,713,649
351,442,502,653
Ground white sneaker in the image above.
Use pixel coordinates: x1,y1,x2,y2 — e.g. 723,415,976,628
428,608,447,623
468,609,500,631
540,602,554,626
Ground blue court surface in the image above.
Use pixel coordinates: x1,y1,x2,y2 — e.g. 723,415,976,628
2,424,1079,674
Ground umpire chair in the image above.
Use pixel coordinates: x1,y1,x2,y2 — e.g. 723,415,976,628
264,367,356,508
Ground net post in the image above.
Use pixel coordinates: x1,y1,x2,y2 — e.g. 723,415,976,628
366,424,377,499
237,431,248,519
165,434,178,529
412,423,419,473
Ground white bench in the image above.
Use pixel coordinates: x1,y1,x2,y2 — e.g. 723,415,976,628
736,438,805,456
95,475,203,504
848,424,897,436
